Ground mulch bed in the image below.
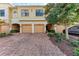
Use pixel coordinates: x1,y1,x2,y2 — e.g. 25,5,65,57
49,37,75,56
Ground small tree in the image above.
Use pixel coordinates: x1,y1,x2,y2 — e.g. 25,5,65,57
45,3,58,31
46,3,79,39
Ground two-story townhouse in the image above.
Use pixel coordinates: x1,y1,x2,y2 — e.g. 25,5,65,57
0,3,65,33
0,3,47,33
11,4,47,33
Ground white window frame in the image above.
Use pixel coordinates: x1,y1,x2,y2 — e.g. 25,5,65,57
36,9,44,16
0,9,5,17
21,9,29,16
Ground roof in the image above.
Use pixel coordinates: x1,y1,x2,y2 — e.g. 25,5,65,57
12,3,46,7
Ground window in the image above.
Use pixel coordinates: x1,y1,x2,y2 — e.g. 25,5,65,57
0,10,5,17
36,9,44,16
21,9,29,16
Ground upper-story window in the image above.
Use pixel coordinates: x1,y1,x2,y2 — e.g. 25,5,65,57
0,10,5,17
21,9,29,16
36,9,44,16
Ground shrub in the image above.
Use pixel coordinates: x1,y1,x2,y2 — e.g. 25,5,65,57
48,30,55,33
70,40,79,47
0,32,12,37
73,48,79,56
47,32,54,37
0,32,6,37
10,30,19,33
54,33,65,43
6,32,12,36
47,30,55,37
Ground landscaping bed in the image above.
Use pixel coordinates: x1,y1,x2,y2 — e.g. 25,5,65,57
49,37,74,56
0,30,20,38
47,30,79,56
0,32,13,38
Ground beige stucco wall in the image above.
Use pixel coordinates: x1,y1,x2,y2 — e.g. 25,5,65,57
55,25,65,33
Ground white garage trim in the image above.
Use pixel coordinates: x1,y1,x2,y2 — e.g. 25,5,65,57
32,24,34,33
44,24,46,32
20,22,47,33
20,22,47,24
20,24,22,33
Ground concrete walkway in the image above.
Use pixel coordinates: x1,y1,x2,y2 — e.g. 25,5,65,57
0,33,65,56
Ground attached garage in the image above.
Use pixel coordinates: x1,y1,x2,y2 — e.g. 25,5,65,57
20,20,47,33
22,24,32,33
21,24,45,33
34,24,44,33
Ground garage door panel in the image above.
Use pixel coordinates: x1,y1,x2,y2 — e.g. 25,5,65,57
22,24,32,33
34,24,44,33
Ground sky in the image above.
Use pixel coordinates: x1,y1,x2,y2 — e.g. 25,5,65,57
0,0,79,3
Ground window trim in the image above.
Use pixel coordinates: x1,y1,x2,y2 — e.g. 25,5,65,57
35,9,44,16
21,9,29,17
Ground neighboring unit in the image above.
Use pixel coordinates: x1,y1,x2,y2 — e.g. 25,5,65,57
0,3,12,32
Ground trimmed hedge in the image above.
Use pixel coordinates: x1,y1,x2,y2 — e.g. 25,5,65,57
73,48,79,56
70,40,79,47
54,33,65,43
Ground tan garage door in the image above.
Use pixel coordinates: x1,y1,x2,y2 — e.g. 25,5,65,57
1,24,10,33
34,24,44,33
22,24,32,33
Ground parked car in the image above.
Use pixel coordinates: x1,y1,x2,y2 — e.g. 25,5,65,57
63,25,79,35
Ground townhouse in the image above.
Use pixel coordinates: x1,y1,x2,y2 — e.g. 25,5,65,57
0,3,47,33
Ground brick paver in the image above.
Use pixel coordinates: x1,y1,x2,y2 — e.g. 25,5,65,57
0,33,65,56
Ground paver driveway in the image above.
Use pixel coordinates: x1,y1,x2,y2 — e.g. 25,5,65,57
0,33,65,56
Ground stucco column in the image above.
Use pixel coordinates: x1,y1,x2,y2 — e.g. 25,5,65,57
20,24,22,33
44,24,46,33
32,24,34,33
9,24,12,32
